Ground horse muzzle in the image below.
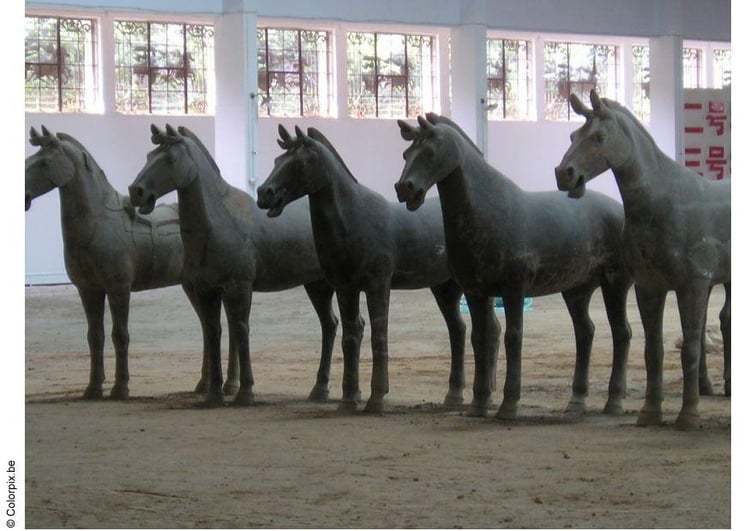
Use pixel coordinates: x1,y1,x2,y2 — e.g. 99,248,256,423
394,180,426,211
554,165,586,199
256,185,287,218
128,184,157,215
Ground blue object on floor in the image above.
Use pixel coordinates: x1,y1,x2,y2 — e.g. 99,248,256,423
459,296,533,313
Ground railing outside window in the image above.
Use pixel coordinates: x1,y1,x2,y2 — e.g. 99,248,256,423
486,38,532,120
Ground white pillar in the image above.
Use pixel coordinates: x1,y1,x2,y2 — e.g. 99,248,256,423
449,22,487,155
215,0,258,195
648,35,684,161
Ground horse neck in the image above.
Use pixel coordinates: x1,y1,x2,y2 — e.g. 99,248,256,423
307,150,362,233
609,114,682,218
176,156,236,236
436,148,519,226
58,163,120,239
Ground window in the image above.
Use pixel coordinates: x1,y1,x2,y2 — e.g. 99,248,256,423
486,38,532,120
25,15,97,113
682,47,702,88
256,27,332,117
114,20,215,114
712,48,731,88
632,44,650,122
544,41,618,120
346,31,436,118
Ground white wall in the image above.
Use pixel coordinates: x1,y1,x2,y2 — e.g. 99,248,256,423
23,0,731,284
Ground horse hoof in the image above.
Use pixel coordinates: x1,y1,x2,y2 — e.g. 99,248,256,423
223,382,239,396
565,396,586,417
443,391,464,410
109,385,130,400
194,379,209,394
636,408,662,427
466,401,488,418
699,382,715,396
233,391,255,406
204,391,225,407
308,385,330,402
602,400,623,415
675,409,700,430
82,386,103,400
495,403,517,421
337,400,358,414
364,397,385,415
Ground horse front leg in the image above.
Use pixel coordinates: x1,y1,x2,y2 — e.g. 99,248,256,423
674,283,711,429
184,283,225,404
600,275,633,415
223,285,254,406
77,287,106,399
496,292,524,420
107,286,132,400
720,282,731,396
303,280,339,402
336,289,364,412
364,283,392,415
429,280,467,408
634,285,667,427
561,286,596,417
465,294,499,417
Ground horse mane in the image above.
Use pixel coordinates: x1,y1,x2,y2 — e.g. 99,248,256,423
425,113,484,157
55,132,120,202
600,98,660,153
176,126,231,194
307,127,359,183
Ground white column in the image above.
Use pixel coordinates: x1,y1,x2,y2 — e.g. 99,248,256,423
449,23,487,155
649,34,684,160
215,0,258,195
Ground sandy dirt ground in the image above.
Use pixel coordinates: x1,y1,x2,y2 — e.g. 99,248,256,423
25,283,731,528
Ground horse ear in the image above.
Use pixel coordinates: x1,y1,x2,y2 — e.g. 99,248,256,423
397,119,417,141
569,93,593,119
165,124,179,137
425,112,440,124
41,125,52,137
295,125,313,147
590,89,614,119
278,124,291,142
29,126,42,146
417,115,435,133
150,124,164,145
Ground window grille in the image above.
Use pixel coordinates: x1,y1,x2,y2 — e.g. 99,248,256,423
114,20,215,114
486,38,532,120
256,27,332,117
632,44,650,122
25,15,97,113
543,41,618,120
346,31,436,118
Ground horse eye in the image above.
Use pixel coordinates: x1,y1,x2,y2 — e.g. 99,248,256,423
594,132,605,144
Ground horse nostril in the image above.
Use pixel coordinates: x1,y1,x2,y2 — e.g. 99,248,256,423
566,166,575,178
406,181,415,191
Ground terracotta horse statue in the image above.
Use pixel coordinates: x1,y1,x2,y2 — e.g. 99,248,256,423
395,113,633,420
555,90,730,429
127,124,340,405
25,126,184,400
256,125,477,414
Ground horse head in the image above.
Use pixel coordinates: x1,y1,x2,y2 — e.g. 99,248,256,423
129,124,195,215
257,124,325,218
554,89,633,198
395,113,462,211
25,126,81,211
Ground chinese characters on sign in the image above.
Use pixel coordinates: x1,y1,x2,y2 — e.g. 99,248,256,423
683,88,731,180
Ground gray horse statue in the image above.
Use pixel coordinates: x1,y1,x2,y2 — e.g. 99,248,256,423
256,125,477,414
395,113,633,420
25,126,183,399
128,124,339,406
555,90,730,429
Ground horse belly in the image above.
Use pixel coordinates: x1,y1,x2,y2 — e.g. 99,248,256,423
130,220,184,291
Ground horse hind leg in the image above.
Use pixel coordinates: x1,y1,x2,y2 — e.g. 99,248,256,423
720,282,731,396
303,280,339,402
77,287,106,399
430,280,467,409
600,275,633,415
561,286,596,417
